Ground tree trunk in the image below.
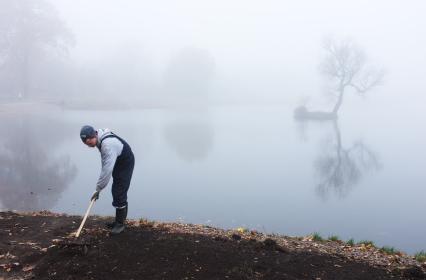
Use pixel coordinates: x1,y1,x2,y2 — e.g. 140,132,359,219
333,120,342,164
331,120,342,190
332,87,344,114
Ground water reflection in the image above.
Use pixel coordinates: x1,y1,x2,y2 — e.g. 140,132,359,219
163,112,214,162
313,121,381,199
0,114,77,210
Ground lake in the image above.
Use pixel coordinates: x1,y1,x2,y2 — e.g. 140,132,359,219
0,103,425,254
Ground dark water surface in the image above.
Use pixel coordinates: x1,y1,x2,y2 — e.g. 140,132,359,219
1,105,425,254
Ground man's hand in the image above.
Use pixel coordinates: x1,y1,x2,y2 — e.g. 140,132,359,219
91,190,100,201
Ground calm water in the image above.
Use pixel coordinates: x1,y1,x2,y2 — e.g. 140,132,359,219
0,104,425,254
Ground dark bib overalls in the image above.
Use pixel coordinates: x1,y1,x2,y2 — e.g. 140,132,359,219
99,133,135,208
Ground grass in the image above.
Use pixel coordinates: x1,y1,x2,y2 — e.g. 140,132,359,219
328,235,340,242
358,240,375,247
380,246,398,255
347,238,355,246
415,251,426,262
312,232,323,242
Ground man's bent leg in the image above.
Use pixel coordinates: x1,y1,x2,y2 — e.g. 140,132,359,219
110,159,134,234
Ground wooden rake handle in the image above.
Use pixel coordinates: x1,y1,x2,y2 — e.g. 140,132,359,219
75,199,96,238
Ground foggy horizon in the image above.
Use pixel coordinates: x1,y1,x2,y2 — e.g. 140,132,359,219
50,0,426,107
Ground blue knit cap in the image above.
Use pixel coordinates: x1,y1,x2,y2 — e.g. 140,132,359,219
80,125,96,142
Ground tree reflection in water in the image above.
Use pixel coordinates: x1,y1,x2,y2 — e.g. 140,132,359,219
163,108,214,163
164,119,214,162
0,114,77,210
314,121,381,199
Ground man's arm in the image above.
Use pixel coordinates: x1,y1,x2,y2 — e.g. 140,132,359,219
96,139,122,191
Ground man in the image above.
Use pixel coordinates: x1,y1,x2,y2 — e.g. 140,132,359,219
80,125,135,234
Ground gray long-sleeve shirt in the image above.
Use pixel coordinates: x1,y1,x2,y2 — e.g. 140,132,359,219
95,129,124,192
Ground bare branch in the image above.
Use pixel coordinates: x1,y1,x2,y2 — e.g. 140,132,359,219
349,68,385,94
319,37,384,113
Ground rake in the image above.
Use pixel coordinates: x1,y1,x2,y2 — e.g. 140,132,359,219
75,198,96,238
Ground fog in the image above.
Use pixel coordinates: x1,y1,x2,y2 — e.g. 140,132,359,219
54,0,426,107
2,0,425,107
1,0,425,254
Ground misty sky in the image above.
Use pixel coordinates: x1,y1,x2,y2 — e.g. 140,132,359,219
52,0,426,107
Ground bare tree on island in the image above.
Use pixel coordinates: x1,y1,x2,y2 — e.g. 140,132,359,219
295,37,384,120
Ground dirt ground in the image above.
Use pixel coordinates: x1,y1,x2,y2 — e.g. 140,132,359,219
0,211,425,280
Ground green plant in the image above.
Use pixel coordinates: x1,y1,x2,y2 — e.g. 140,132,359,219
415,251,426,262
312,232,323,242
347,238,355,246
328,235,340,242
380,246,397,255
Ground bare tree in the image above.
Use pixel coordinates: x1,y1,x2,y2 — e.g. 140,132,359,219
0,0,74,99
314,121,381,199
320,37,384,115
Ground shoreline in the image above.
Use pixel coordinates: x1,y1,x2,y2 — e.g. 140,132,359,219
1,211,425,279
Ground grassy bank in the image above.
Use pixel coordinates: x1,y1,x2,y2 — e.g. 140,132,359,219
1,211,425,280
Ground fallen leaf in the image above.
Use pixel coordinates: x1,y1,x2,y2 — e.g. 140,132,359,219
22,265,35,272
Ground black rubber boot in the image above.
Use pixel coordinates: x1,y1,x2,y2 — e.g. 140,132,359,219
111,205,127,235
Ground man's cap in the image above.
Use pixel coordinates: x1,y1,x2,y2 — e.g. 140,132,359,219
80,125,96,142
